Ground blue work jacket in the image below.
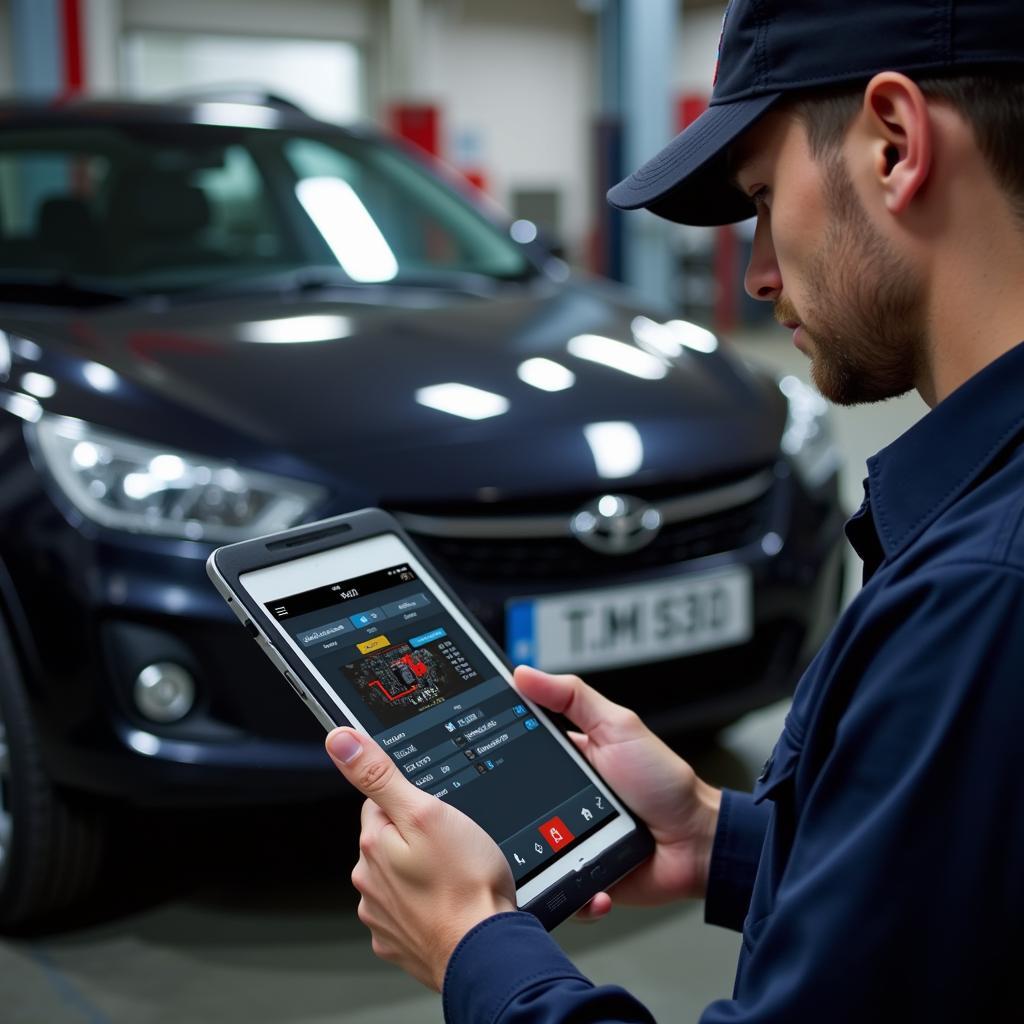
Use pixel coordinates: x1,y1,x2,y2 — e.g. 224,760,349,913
442,340,1024,1022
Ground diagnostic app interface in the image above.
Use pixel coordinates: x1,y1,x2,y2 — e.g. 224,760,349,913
268,563,619,884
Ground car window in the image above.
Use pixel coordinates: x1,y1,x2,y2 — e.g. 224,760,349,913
0,149,111,268
283,137,529,280
192,145,288,261
0,130,305,288
0,120,535,299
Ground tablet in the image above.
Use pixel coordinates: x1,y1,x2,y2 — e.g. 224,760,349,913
207,508,653,929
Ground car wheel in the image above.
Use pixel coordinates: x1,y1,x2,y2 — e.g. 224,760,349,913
0,622,106,931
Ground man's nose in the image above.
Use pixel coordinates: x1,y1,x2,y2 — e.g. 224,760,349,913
744,214,782,301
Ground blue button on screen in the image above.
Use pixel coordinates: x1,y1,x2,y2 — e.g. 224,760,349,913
410,627,447,648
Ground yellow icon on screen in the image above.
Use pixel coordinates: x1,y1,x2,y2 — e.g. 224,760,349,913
357,635,391,654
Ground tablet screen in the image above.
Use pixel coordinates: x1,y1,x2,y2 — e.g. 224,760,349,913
239,532,634,901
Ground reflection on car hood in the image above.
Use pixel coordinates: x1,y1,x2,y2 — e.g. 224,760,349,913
2,282,787,505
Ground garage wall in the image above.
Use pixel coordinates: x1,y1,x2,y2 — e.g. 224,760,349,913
673,6,728,102
122,0,374,43
120,0,377,113
418,0,597,260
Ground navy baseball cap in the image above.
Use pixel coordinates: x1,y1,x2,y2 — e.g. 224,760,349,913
608,0,1024,226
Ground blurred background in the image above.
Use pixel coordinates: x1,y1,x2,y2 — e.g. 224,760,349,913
0,0,774,328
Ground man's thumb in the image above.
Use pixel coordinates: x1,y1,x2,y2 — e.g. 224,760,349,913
325,727,421,826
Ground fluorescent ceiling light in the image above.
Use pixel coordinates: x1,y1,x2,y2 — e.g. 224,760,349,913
568,334,667,380
517,357,575,392
668,319,718,353
631,316,682,358
0,391,42,422
416,383,510,421
11,336,42,361
296,177,399,284
241,314,352,344
83,362,118,393
20,372,57,398
631,315,718,356
583,421,644,479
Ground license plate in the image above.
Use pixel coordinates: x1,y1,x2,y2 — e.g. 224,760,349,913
505,567,753,674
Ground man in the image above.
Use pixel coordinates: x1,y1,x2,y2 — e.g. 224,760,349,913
324,0,1024,1019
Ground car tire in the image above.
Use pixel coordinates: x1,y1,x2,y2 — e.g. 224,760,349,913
0,619,106,931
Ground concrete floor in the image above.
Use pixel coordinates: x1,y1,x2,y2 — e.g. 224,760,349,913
3,330,929,1024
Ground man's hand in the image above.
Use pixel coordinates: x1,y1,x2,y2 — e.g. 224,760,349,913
325,728,516,990
514,665,721,921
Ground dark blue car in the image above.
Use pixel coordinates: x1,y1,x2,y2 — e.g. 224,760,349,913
0,97,845,927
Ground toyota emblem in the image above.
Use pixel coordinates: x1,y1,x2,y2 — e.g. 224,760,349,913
570,495,662,555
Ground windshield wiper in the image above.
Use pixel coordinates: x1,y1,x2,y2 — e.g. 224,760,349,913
383,269,535,293
165,267,359,302
162,265,535,305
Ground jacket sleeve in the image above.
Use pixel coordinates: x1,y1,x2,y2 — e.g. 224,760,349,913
443,912,656,1024
704,789,772,932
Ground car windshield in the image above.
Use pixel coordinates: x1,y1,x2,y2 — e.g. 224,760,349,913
0,118,536,301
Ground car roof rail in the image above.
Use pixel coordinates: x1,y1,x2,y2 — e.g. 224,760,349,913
158,87,310,115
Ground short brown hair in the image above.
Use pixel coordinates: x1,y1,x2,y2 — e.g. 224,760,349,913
790,73,1024,222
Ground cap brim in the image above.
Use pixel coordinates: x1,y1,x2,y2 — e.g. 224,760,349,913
608,93,781,226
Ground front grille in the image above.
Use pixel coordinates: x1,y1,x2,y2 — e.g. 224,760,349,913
407,487,773,585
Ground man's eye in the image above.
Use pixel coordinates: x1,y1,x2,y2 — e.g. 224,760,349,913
750,186,770,207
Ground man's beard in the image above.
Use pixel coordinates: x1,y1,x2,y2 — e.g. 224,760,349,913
777,155,926,406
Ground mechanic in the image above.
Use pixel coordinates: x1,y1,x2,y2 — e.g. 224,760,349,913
323,0,1024,1019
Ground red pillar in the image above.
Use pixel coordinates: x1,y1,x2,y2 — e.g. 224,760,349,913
61,0,84,96
388,103,441,157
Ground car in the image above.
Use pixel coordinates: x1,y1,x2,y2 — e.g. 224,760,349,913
0,95,846,928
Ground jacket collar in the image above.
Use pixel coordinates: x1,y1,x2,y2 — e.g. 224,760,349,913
846,340,1024,569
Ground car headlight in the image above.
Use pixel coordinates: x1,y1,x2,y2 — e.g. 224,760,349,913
778,375,840,489
28,414,327,541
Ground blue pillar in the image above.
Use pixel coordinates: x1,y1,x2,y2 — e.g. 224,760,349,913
11,0,63,98
598,0,679,309
10,0,69,230
619,0,677,311
595,0,624,282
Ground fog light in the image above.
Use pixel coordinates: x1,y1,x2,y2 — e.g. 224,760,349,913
133,662,195,723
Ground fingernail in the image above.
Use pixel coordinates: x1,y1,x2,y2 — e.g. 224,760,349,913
327,730,363,764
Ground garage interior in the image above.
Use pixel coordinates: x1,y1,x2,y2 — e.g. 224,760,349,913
1,1,933,1022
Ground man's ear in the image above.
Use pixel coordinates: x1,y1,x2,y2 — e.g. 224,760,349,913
861,72,932,214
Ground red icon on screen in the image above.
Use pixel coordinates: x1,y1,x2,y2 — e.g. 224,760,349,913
538,816,574,851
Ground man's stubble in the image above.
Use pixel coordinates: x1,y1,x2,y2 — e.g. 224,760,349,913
778,154,927,406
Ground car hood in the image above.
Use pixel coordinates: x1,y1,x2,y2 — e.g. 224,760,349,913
3,281,787,505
